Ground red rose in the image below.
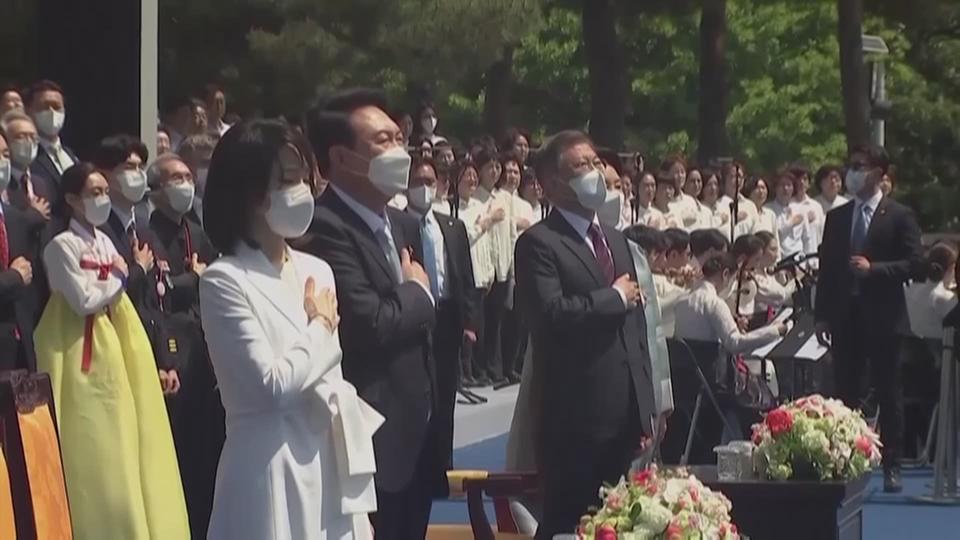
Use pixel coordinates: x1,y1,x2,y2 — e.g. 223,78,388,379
633,469,653,486
855,435,872,457
597,523,617,540
765,408,794,436
666,521,683,540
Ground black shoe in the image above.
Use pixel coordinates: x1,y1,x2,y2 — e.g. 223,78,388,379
883,467,902,493
473,375,492,387
490,377,509,386
460,376,477,388
507,373,521,384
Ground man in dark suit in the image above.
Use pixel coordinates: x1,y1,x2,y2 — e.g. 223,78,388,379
1,111,57,214
815,143,922,493
515,130,654,539
304,88,437,540
406,155,480,496
0,131,49,372
145,152,222,537
27,80,78,204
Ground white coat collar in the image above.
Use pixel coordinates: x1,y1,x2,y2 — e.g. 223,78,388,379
234,242,306,331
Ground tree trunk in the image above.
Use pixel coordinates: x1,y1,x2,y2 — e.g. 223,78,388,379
837,0,871,150
483,46,514,140
697,0,728,165
581,0,626,149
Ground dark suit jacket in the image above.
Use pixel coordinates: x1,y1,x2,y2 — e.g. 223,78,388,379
30,143,78,204
515,210,655,444
0,204,48,371
306,188,436,492
413,209,480,332
815,196,922,334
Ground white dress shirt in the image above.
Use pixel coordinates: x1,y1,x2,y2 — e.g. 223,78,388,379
718,194,757,238
653,273,686,338
700,199,731,232
635,204,665,229
554,207,629,307
905,280,958,339
674,280,782,354
477,187,515,282
668,193,701,231
39,137,75,174
330,184,434,304
795,194,826,248
767,200,814,256
409,207,449,300
457,196,495,288
815,193,849,214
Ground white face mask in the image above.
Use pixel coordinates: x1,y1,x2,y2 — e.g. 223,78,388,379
0,159,10,192
845,169,867,196
164,182,196,214
195,167,209,195
83,195,112,226
408,185,436,211
569,168,608,211
10,139,38,168
266,183,315,238
366,146,412,198
421,116,437,134
115,169,147,202
34,109,66,137
598,189,623,228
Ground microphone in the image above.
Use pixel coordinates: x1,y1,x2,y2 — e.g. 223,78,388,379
771,252,819,273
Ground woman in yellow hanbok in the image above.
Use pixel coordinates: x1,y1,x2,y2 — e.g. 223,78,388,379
35,162,189,539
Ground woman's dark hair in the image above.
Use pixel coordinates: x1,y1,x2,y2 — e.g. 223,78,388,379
499,127,531,156
411,103,437,140
814,165,843,191
690,229,729,258
449,157,478,219
92,134,148,171
204,118,317,255
654,173,675,189
663,228,690,256
55,162,100,223
731,233,765,260
755,230,777,250
702,252,738,279
596,147,623,176
496,150,522,189
659,154,686,173
923,242,958,282
698,168,720,201
625,225,667,255
773,169,797,190
474,147,500,171
742,175,769,199
849,143,890,175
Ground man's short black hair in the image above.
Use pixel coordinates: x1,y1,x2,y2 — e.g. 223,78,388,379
305,87,389,176
731,233,765,260
624,225,666,254
702,252,738,278
26,79,65,106
596,147,623,176
690,229,729,258
849,143,890,175
92,134,148,171
663,228,690,255
533,130,592,183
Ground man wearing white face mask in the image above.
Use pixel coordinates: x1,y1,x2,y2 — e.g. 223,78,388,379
179,133,218,223
514,130,654,540
816,143,922,493
26,80,76,194
1,110,56,213
306,88,438,540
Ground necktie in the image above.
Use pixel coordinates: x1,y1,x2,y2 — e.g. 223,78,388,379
50,145,64,173
127,224,138,247
376,222,404,283
587,223,615,284
421,216,441,299
0,214,9,270
851,204,869,254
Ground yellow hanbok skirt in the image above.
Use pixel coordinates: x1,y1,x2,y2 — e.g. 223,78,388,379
35,292,190,540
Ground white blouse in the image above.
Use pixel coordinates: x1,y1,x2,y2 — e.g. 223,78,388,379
674,280,782,354
767,200,815,257
668,193,702,231
815,193,849,215
795,195,826,249
458,196,495,288
718,194,757,239
905,280,958,340
44,219,125,316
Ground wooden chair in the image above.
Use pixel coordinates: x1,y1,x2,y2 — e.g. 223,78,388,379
426,470,538,540
0,370,72,539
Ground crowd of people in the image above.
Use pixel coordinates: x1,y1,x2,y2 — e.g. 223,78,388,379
0,78,957,540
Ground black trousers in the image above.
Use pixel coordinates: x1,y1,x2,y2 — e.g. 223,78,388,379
481,280,510,380
831,301,904,468
371,430,437,540
462,287,487,379
432,300,462,490
536,402,642,540
501,284,529,377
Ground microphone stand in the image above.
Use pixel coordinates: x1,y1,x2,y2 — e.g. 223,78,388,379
729,195,739,245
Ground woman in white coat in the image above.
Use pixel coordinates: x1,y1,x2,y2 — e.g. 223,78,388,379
199,119,382,539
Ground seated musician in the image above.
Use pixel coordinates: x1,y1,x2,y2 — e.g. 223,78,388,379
689,228,729,275
753,230,797,312
675,252,787,355
654,228,691,337
905,241,957,344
